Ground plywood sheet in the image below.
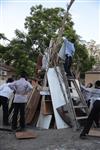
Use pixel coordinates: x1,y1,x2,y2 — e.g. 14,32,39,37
15,131,37,139
47,67,69,129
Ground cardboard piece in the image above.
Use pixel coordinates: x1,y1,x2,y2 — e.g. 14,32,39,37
15,130,37,139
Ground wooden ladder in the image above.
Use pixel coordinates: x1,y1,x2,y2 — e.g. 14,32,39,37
56,63,89,130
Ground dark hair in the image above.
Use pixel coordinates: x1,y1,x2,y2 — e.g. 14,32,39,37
20,71,27,79
71,38,75,43
95,80,100,88
6,78,14,83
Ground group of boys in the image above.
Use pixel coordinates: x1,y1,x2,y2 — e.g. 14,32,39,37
0,37,100,139
0,72,33,131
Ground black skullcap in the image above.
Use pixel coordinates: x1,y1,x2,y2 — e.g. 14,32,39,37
95,80,100,88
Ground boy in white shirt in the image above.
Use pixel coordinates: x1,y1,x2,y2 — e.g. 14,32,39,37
9,72,33,131
80,80,100,139
0,78,14,125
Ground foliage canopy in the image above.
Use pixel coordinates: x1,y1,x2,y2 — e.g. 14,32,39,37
0,5,95,78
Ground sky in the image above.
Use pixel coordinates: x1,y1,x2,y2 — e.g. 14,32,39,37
0,0,100,44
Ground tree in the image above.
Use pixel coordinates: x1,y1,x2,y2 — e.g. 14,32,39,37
86,40,100,63
0,33,10,42
0,5,96,77
73,43,95,78
25,5,80,50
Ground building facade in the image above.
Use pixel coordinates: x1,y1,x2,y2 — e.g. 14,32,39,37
0,64,15,85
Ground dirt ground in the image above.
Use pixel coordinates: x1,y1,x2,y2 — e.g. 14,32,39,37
0,109,100,150
1,127,100,150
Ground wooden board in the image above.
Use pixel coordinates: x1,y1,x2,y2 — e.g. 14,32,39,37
25,88,40,124
47,67,69,129
89,128,100,137
41,100,53,115
15,131,37,139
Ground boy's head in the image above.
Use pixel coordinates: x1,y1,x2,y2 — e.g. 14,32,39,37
6,78,14,83
95,80,100,88
86,83,93,88
20,71,27,79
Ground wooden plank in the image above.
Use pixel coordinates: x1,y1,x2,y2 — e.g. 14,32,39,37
15,131,37,139
47,67,69,129
36,75,53,129
41,100,53,115
42,87,50,91
89,128,100,137
25,88,40,124
40,91,50,95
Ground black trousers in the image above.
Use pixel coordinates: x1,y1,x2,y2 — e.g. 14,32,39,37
0,96,9,125
64,55,72,76
12,103,25,129
81,100,100,135
9,100,14,115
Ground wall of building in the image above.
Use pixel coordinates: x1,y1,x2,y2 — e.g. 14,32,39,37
85,72,100,86
0,71,15,85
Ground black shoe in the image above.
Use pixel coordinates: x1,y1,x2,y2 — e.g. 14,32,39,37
67,75,74,79
3,122,10,126
12,127,17,131
80,133,87,139
96,124,100,128
16,127,25,132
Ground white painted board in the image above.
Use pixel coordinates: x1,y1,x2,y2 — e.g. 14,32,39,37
47,67,69,129
36,113,52,129
40,91,50,95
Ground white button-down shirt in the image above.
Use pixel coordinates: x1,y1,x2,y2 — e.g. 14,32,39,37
58,38,75,60
0,83,14,100
9,78,33,103
81,85,100,102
